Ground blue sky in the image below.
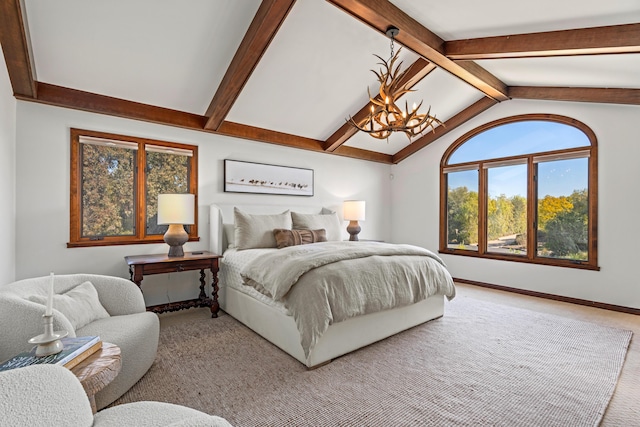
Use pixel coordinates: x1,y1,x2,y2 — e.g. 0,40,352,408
448,121,590,164
447,121,589,197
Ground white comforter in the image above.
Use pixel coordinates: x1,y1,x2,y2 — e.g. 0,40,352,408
240,242,456,361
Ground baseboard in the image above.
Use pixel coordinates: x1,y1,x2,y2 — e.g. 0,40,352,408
454,277,640,316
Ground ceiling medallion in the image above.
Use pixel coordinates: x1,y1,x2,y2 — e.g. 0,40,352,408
349,26,442,141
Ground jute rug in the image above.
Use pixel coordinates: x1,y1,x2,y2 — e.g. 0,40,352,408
113,296,632,426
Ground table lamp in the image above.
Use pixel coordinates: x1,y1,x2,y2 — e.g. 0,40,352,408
157,193,195,257
343,200,365,241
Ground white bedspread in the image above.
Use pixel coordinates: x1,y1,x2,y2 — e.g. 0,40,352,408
241,241,455,360
221,248,290,315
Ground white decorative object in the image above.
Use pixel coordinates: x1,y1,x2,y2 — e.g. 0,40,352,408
30,273,67,357
45,272,54,316
29,314,68,357
224,159,314,196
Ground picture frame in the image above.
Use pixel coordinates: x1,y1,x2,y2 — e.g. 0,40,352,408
224,159,314,196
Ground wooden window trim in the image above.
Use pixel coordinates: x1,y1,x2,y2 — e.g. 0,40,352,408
440,114,599,271
68,128,199,248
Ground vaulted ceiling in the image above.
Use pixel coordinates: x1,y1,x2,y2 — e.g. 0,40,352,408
1,0,639,164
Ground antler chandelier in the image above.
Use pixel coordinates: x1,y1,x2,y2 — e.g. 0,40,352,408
348,26,442,141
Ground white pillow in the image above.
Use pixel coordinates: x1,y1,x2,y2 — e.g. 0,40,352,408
234,207,292,250
291,211,342,241
28,281,110,330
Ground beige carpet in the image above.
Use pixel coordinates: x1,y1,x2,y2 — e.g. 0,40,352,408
113,296,632,426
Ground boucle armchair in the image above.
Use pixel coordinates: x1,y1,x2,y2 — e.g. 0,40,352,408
0,274,159,410
0,364,233,426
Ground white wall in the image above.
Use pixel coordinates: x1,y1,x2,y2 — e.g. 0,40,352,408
14,101,391,305
391,99,640,309
0,47,16,285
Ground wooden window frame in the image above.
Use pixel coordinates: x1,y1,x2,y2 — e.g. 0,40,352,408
68,128,199,248
440,114,599,271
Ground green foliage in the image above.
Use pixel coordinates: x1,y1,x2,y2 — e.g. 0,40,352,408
542,190,588,259
81,145,191,237
447,186,478,245
511,195,527,236
81,145,135,236
446,178,589,261
145,151,190,235
537,195,573,230
487,194,527,241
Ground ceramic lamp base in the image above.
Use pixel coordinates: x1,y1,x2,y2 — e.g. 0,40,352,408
347,220,361,241
164,224,188,257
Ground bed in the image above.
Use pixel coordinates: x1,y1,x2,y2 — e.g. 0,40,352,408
209,204,455,368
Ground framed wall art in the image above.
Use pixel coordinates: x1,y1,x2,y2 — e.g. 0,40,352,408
224,160,314,196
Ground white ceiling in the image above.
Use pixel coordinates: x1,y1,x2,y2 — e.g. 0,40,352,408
19,0,640,156
390,0,640,39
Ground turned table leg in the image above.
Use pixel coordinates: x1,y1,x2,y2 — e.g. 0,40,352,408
198,268,207,300
210,266,220,318
129,265,143,292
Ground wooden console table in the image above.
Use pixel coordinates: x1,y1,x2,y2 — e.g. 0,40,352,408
124,251,221,317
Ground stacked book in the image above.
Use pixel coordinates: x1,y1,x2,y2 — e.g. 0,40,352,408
0,336,102,372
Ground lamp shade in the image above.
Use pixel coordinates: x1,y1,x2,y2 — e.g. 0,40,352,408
343,200,365,221
157,194,195,225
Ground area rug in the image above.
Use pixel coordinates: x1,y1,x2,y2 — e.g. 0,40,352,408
112,295,632,426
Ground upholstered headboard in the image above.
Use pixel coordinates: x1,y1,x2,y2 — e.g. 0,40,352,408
209,204,340,255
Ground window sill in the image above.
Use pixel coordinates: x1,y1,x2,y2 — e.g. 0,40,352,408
67,236,200,248
439,248,600,271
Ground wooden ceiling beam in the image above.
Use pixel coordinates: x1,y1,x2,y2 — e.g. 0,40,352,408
23,83,207,128
509,86,640,105
392,97,497,163
333,145,394,164
326,0,509,101
323,58,436,152
446,23,640,60
204,0,296,131
217,121,324,151
217,121,393,163
0,0,37,97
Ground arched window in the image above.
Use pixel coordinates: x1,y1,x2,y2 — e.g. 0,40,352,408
440,114,598,270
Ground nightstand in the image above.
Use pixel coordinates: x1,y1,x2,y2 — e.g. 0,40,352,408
124,251,222,318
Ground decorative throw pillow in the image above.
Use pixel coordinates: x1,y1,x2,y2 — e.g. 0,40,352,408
273,228,327,249
28,281,110,330
234,207,292,250
291,211,342,241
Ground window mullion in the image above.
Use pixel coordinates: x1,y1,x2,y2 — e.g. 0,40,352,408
478,163,487,255
527,157,536,261
136,143,146,240
188,146,198,239
69,133,82,243
588,148,598,265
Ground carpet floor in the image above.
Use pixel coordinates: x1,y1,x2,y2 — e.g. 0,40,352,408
113,295,632,426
